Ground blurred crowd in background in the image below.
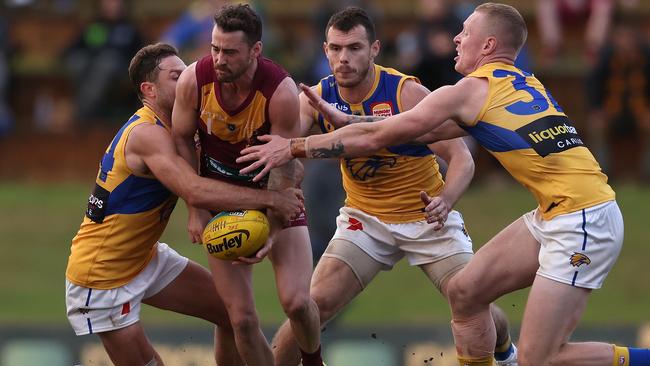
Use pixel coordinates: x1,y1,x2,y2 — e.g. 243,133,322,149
1,0,650,253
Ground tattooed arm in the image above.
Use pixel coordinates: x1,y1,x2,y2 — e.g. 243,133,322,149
238,77,487,181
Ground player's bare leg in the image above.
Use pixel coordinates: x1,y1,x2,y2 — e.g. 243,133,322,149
99,323,163,366
270,226,322,364
447,218,539,365
517,276,616,366
207,255,273,366
143,260,243,365
272,239,383,366
420,254,517,364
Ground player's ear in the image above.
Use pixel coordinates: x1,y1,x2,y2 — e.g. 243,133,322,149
140,81,155,100
251,40,262,58
483,36,497,54
370,39,380,58
323,41,328,56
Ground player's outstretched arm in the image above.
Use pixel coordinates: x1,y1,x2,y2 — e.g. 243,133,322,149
127,123,304,220
295,77,487,158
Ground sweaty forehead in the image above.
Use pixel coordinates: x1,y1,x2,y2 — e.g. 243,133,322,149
326,24,370,45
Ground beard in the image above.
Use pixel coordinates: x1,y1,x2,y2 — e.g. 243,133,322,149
215,60,251,83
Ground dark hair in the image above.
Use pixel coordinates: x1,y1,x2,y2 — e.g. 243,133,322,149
326,6,376,43
128,43,178,100
214,3,262,46
476,3,527,53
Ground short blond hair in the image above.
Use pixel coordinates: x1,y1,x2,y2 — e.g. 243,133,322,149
476,2,527,53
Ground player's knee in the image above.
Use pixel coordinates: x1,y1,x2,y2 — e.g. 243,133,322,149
447,275,477,314
229,311,261,335
311,289,337,323
281,293,312,320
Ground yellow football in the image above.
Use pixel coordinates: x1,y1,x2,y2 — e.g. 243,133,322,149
202,210,270,260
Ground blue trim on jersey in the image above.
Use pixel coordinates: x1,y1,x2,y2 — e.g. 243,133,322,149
105,175,171,216
581,209,587,251
386,144,433,157
85,288,92,306
462,121,531,152
100,114,141,182
571,271,578,286
155,118,164,128
318,68,432,157
87,318,93,334
629,348,650,365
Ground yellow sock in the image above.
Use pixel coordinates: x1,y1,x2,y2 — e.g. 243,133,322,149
495,334,512,354
613,345,630,366
458,355,494,366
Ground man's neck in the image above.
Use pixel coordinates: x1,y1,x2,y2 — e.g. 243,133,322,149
338,64,376,105
474,53,516,71
143,100,171,129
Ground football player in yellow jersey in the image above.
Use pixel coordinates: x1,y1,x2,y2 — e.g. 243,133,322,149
65,43,304,366
171,5,323,366
238,3,650,366
269,7,517,366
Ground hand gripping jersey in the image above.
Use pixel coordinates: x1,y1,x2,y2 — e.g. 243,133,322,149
464,62,615,219
66,106,178,289
195,55,289,188
317,64,444,223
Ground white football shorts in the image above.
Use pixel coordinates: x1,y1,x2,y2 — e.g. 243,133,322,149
523,200,624,289
65,242,188,335
327,206,474,268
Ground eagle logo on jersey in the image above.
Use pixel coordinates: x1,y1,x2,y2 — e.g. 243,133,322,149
345,156,397,181
569,252,591,267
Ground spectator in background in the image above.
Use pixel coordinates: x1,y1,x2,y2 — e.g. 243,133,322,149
0,12,13,137
63,0,143,125
587,17,650,180
160,0,228,62
537,0,615,67
396,0,462,91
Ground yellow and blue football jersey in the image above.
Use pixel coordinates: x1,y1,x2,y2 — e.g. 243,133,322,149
66,106,178,289
465,62,615,219
317,64,444,223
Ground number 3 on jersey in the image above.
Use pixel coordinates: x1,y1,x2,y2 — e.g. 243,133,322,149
493,69,563,116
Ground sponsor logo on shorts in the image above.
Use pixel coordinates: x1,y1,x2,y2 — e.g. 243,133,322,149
78,308,90,315
370,102,394,117
461,223,470,239
516,115,584,157
121,302,130,315
569,252,591,267
346,217,363,231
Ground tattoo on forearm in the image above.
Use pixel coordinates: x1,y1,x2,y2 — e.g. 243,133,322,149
346,115,385,125
309,141,345,158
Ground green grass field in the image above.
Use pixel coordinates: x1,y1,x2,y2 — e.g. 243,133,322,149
1,181,649,328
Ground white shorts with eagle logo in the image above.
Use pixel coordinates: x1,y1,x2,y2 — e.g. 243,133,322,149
65,242,188,335
523,200,623,289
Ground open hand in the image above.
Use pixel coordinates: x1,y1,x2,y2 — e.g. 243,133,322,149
237,135,294,182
